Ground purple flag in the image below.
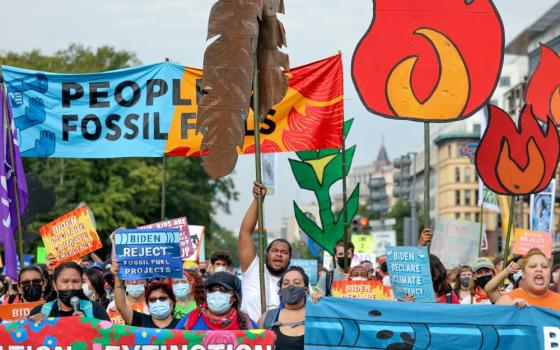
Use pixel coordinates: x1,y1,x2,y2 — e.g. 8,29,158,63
0,84,28,280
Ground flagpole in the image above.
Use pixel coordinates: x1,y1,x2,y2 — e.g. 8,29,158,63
424,122,431,251
341,124,349,273
478,203,485,257
252,61,267,315
0,74,25,267
161,58,170,221
502,196,516,272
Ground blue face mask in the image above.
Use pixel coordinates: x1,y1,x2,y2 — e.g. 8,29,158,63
513,271,522,282
173,282,191,299
126,284,145,298
149,300,172,320
207,291,232,314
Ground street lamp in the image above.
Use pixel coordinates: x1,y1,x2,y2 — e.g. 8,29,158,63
408,152,418,241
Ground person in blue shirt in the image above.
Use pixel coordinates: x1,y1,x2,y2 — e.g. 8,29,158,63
176,272,256,330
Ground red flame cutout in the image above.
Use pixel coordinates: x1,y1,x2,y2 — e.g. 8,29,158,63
352,0,504,122
475,104,560,195
525,44,560,124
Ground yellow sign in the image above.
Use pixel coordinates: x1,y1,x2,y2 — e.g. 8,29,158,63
352,234,374,254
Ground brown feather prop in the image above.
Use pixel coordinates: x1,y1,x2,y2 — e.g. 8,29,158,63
197,0,289,179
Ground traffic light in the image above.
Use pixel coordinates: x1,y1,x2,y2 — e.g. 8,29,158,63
368,177,389,215
351,215,370,233
393,155,412,199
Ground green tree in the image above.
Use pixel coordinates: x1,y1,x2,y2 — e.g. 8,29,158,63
387,200,425,245
1,44,237,258
204,223,240,267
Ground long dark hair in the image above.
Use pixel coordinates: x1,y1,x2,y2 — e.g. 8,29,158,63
430,254,452,296
53,262,83,283
83,268,109,306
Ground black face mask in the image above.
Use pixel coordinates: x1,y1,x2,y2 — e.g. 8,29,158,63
337,257,349,269
459,277,471,288
57,289,83,306
280,285,306,305
475,275,492,289
23,284,43,302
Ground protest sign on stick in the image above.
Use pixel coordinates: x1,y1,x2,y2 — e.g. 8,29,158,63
115,228,182,280
185,225,205,262
430,218,483,268
39,206,101,267
331,280,393,300
138,217,193,259
530,180,555,232
386,246,435,303
290,259,318,285
0,301,43,321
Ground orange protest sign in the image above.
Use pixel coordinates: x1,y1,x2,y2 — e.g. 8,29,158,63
331,280,394,301
39,206,102,267
0,301,43,321
512,228,552,258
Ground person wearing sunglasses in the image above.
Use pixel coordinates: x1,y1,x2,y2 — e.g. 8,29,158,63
112,259,180,329
3,266,46,305
176,271,255,330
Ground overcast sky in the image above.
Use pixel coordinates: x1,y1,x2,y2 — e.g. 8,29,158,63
2,0,558,236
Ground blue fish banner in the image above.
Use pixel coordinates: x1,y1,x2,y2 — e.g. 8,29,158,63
115,228,182,280
305,298,560,349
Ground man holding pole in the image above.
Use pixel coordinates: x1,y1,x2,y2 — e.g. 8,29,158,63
238,182,292,322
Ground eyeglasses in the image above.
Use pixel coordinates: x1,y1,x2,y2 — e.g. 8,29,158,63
148,296,169,303
20,279,43,288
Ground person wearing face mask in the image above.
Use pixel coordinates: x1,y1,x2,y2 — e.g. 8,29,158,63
13,266,45,304
258,267,309,350
28,262,110,322
106,277,148,324
497,248,560,311
177,271,255,330
82,268,110,308
172,270,205,318
471,257,495,304
453,266,476,304
210,251,233,274
112,260,179,329
312,240,355,299
348,265,370,281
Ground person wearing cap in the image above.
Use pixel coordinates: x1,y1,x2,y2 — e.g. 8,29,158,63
176,271,256,330
472,257,495,304
238,182,292,322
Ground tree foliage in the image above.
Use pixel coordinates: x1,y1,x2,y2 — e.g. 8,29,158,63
1,44,238,259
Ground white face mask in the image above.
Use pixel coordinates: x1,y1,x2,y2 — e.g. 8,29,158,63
351,277,368,281
214,266,227,273
82,283,94,298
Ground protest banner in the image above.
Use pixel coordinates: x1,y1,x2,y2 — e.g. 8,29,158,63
385,246,435,302
185,225,205,262
35,246,46,264
512,228,553,258
372,230,396,257
0,317,276,348
138,217,193,259
39,206,101,267
331,280,393,300
530,180,556,232
1,54,342,159
351,252,376,267
115,228,182,280
262,153,276,195
290,258,318,285
351,234,373,254
305,298,560,350
0,301,43,322
430,218,484,268
478,181,500,212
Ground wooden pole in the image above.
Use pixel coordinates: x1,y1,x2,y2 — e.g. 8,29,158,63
341,127,349,273
424,122,431,250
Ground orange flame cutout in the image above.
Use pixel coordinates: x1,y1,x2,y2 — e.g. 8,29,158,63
352,0,504,122
525,44,560,124
476,104,560,195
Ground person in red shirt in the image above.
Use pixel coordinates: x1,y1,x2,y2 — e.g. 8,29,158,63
430,254,459,304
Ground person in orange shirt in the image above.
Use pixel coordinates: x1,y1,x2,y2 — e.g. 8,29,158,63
497,248,560,311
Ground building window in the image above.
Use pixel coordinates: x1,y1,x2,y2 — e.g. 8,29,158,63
455,213,461,220
475,213,480,222
465,167,471,182
455,190,461,206
499,76,511,87
455,167,461,182
475,189,480,205
448,145,451,158
465,190,471,206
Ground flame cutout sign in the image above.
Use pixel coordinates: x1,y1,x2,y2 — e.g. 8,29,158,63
525,44,560,124
352,0,504,122
475,104,560,195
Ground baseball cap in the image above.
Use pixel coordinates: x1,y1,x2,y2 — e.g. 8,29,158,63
472,258,494,272
205,271,238,291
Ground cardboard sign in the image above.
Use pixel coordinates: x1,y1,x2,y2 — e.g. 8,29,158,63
0,301,43,321
512,228,552,258
39,206,102,267
386,246,435,303
138,217,193,259
372,230,396,257
351,253,377,268
431,218,484,269
331,280,393,300
290,259,318,285
351,234,373,254
115,228,183,280
186,225,205,262
530,180,556,232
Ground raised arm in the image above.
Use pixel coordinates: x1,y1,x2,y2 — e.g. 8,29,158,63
417,228,432,247
112,258,133,325
484,260,520,303
238,182,267,272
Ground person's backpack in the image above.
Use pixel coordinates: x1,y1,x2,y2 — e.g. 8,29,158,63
40,299,94,318
262,308,279,329
325,270,334,297
444,292,455,304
